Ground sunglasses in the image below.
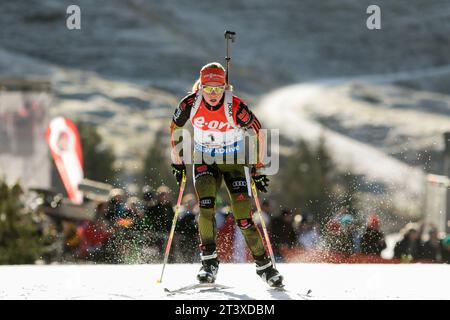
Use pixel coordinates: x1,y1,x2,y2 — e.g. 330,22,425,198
202,85,226,94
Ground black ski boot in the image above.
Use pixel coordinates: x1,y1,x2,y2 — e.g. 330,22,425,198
255,255,283,287
197,251,219,283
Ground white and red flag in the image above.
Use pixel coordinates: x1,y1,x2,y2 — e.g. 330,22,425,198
46,117,84,204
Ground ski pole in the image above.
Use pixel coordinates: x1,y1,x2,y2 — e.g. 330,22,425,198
250,178,277,268
224,30,236,87
157,171,187,283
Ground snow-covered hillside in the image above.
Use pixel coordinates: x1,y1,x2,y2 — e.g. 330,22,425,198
2,0,450,94
1,264,449,300
256,80,450,218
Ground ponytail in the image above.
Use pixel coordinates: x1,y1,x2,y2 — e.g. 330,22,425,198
191,79,201,93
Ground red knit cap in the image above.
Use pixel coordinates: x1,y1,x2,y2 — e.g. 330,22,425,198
200,67,226,85
368,214,380,229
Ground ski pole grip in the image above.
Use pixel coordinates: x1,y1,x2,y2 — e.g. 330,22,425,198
224,30,236,41
224,31,236,85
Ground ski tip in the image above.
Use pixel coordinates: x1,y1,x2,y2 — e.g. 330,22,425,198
164,283,232,295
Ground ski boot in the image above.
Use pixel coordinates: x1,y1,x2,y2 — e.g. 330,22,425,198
197,251,219,283
255,255,283,288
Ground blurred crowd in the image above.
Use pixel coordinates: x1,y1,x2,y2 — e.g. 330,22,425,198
51,185,200,264
35,186,450,265
318,211,450,263
216,201,450,264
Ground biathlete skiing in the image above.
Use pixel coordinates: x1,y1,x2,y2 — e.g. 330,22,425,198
165,31,283,288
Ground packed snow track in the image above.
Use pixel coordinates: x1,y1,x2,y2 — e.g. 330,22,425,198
1,263,448,300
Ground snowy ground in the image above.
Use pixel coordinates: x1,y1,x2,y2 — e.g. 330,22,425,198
1,263,449,300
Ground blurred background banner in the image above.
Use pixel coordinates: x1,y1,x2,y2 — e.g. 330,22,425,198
0,80,52,190
46,116,84,204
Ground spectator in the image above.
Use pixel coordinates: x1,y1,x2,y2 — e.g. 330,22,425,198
63,221,80,261
142,186,174,231
105,188,126,223
270,209,297,262
324,212,358,255
394,223,421,262
441,235,450,264
360,214,386,256
418,226,443,262
142,185,156,208
296,214,319,251
114,196,145,262
337,214,357,256
77,202,111,261
176,193,199,263
142,185,174,260
325,217,342,253
123,196,143,226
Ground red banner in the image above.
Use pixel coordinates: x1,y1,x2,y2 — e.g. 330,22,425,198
46,117,84,204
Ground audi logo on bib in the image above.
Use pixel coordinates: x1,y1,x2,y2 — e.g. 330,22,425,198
232,181,247,187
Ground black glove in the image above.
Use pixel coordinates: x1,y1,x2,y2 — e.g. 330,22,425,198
252,174,269,193
171,163,186,185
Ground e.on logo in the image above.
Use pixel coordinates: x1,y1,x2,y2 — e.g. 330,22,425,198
193,116,232,130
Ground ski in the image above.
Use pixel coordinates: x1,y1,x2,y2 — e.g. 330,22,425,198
164,283,232,295
297,289,313,300
270,286,313,300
